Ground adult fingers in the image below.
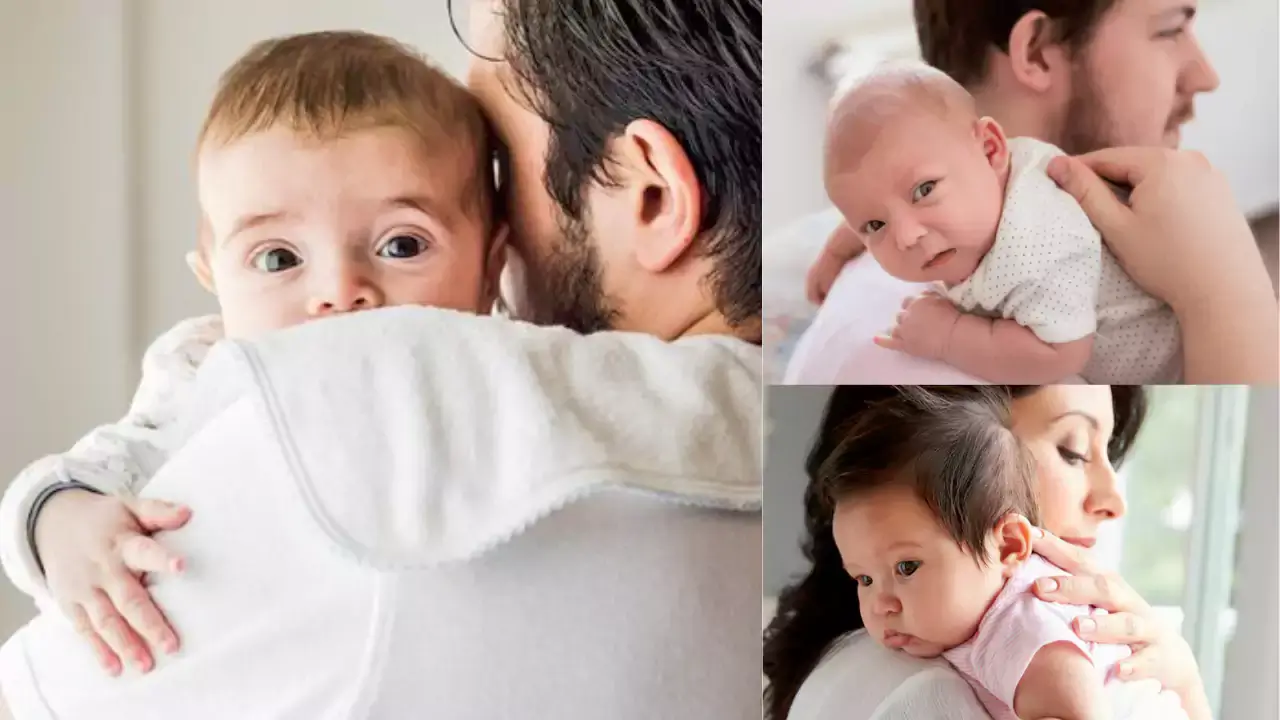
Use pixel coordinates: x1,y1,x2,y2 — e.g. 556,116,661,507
69,604,122,676
1029,528,1098,576
85,588,152,672
1035,570,1144,615
1069,146,1169,187
105,573,179,659
1046,155,1131,235
1111,646,1162,683
1073,610,1160,646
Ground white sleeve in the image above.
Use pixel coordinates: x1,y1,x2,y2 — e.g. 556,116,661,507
0,315,223,602
870,668,994,720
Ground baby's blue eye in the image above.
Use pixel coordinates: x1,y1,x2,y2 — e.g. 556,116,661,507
253,248,302,273
896,561,921,577
379,235,427,259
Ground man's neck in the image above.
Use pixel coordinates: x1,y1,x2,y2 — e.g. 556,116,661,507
677,311,761,345
971,83,1060,147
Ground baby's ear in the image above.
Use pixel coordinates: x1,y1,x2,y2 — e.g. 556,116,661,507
186,251,216,294
481,222,510,312
976,116,1011,174
992,512,1034,578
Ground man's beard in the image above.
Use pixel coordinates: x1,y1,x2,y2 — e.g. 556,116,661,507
1059,61,1118,155
506,214,620,334
1060,60,1191,155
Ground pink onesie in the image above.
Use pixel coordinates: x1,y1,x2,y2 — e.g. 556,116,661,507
942,554,1179,719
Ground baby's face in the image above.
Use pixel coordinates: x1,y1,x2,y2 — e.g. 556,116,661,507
826,112,1005,286
831,483,1006,658
196,125,497,339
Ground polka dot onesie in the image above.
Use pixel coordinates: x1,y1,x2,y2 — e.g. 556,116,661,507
942,137,1182,383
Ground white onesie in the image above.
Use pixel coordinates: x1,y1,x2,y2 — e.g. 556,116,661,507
942,137,1182,384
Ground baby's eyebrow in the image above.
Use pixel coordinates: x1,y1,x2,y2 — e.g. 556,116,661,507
226,210,296,244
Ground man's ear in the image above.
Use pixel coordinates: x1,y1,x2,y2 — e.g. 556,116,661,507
605,118,701,273
993,513,1034,578
481,222,510,312
186,251,215,294
976,116,1011,174
1006,11,1073,94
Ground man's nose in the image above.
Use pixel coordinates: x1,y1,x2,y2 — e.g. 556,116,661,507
1181,36,1221,95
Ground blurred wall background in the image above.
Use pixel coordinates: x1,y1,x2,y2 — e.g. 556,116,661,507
0,0,471,638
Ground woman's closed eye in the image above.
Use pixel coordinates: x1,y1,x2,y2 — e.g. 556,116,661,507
895,560,921,577
377,233,430,259
251,246,303,273
1058,446,1089,466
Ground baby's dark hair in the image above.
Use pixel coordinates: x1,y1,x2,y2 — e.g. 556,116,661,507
817,386,1039,562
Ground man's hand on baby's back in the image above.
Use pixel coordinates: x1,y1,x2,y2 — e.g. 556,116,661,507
36,491,190,676
873,291,961,360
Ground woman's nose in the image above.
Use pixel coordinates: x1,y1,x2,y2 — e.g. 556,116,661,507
1085,460,1127,520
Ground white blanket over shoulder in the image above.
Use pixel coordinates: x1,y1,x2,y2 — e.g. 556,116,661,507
0,308,764,719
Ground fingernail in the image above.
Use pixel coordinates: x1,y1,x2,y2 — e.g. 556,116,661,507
1119,663,1133,678
1077,618,1096,634
1037,578,1058,592
1031,526,1044,538
172,557,186,572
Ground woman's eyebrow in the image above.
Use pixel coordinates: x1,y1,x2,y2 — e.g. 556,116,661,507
1050,410,1099,430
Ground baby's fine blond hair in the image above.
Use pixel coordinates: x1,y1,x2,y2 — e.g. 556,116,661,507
198,30,495,231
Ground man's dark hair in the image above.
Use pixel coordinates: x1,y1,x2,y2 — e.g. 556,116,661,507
496,0,761,327
913,0,1120,88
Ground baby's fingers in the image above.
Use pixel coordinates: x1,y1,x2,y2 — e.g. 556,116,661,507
86,589,153,673
106,574,179,660
69,604,122,676
119,534,185,575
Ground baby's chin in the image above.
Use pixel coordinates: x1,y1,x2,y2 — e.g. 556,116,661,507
899,643,945,659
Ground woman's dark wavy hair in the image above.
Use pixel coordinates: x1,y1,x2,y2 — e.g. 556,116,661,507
762,385,1147,719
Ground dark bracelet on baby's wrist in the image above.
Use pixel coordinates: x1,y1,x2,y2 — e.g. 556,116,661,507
27,480,104,577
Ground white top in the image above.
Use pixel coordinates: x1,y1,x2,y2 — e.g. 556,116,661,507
788,630,991,720
942,137,1181,384
0,308,764,719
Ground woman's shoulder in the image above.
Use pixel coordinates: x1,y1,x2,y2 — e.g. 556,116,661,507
790,630,990,720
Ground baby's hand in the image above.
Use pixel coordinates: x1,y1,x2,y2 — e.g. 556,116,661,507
34,490,191,676
873,292,961,360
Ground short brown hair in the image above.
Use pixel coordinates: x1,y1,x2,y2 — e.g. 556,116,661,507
817,386,1039,561
913,0,1120,88
199,30,494,219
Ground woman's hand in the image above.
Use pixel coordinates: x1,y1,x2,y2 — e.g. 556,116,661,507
1030,528,1213,720
1047,148,1278,383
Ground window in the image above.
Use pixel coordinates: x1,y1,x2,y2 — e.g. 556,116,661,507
1107,386,1251,717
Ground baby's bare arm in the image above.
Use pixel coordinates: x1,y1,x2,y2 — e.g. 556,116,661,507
1013,641,1109,720
944,314,1093,383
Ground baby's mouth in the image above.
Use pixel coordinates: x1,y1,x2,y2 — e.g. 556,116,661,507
923,248,956,270
883,630,914,649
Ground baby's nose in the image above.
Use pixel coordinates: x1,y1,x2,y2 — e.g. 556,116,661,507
308,273,383,316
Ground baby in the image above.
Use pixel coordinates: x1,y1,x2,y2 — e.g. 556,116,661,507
0,30,503,674
823,387,1186,720
821,63,1180,384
